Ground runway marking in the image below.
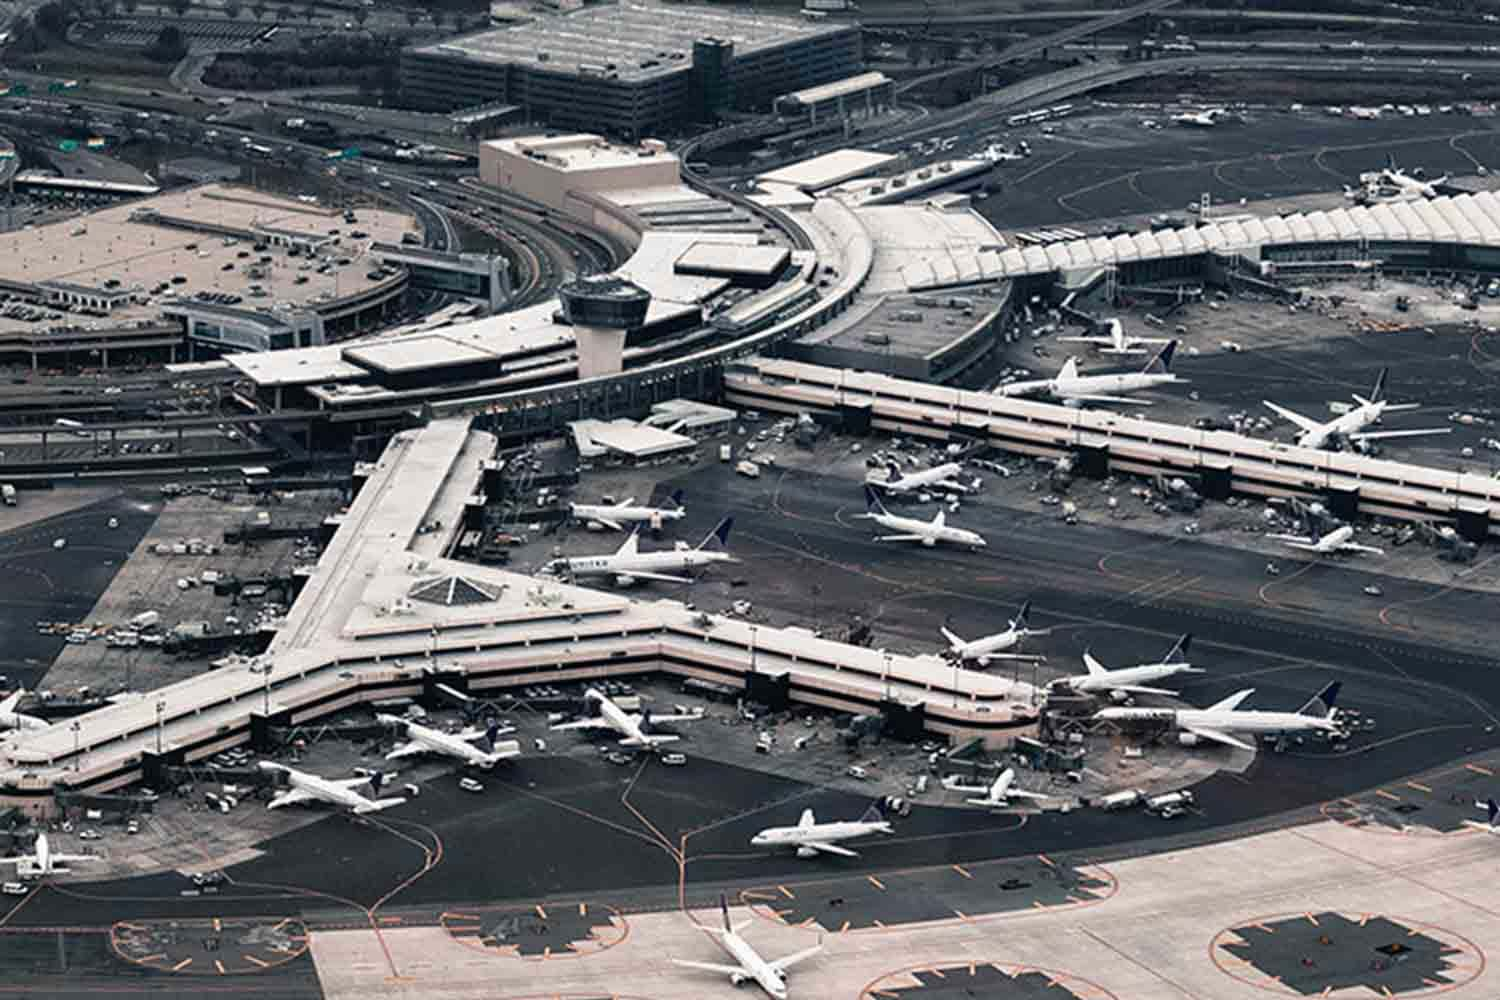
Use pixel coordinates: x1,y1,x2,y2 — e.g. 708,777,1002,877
137,953,166,963
1375,789,1402,801
742,891,778,901
838,920,850,933
1467,764,1494,776
271,919,289,932
534,905,547,920
1305,912,1320,927
379,916,401,925
872,919,885,929
1406,781,1432,793
172,958,192,971
930,967,946,979
214,960,225,975
1359,913,1372,927
952,864,972,879
212,918,220,932
1037,853,1054,867
244,955,269,968
1252,923,1274,934
578,902,587,916
778,885,795,899
445,912,480,921
953,909,969,921
867,875,886,890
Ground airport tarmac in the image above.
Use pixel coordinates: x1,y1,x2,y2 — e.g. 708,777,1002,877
980,108,1500,227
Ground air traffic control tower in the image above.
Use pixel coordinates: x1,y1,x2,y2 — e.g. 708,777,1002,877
559,274,651,379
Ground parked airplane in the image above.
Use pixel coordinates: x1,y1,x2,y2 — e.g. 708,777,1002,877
1344,157,1447,203
1049,634,1201,700
1094,681,1344,752
571,490,686,532
1057,318,1170,356
258,762,407,814
672,895,822,1000
1171,109,1222,128
858,486,986,550
0,690,47,733
867,461,977,496
0,833,97,877
550,688,705,748
542,517,734,586
1464,798,1500,834
1268,524,1384,557
751,805,893,858
996,341,1184,407
378,714,521,769
940,599,1048,664
942,767,1049,808
1263,369,1447,451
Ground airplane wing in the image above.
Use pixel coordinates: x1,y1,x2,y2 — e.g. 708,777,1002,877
594,517,624,532
0,855,28,866
770,944,823,973
671,959,751,978
1006,788,1050,802
1056,335,1109,345
1109,684,1179,696
805,840,860,858
1461,820,1500,834
1349,428,1450,442
268,787,318,810
47,852,96,864
874,533,929,543
617,570,693,584
1059,393,1154,405
1341,543,1385,555
550,718,615,731
0,691,21,715
1263,400,1323,434
643,712,704,724
1206,689,1255,712
335,776,381,790
1181,726,1256,753
385,742,425,761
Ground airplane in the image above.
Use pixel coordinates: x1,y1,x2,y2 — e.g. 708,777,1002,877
857,485,986,550
996,341,1184,407
940,599,1049,664
378,714,521,769
1094,681,1344,752
1268,524,1384,557
0,833,98,877
942,767,1049,808
570,490,686,532
1464,798,1500,834
1262,368,1448,452
866,460,977,496
0,690,47,733
1056,318,1170,356
542,516,735,586
1171,108,1225,128
550,687,705,748
671,894,822,1000
1344,156,1448,203
1048,634,1202,701
751,805,893,858
983,143,1026,163
258,761,407,815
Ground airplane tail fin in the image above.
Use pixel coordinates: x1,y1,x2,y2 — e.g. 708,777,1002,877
1163,633,1191,664
1297,681,1341,718
479,720,500,753
1486,798,1500,826
862,484,889,517
720,892,732,933
1143,340,1178,375
697,516,734,551
1057,356,1080,381
1369,367,1388,404
1082,649,1108,676
939,626,965,651
368,771,388,796
859,802,885,824
1013,598,1032,629
356,797,407,814
670,489,685,509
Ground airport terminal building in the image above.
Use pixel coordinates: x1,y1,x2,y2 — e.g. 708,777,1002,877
400,2,861,136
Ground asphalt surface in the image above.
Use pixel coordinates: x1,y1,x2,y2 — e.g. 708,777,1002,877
980,111,1500,228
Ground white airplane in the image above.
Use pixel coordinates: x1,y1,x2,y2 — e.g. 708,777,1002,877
672,895,822,1000
997,341,1184,407
858,486,986,550
1057,318,1170,356
1345,157,1447,203
570,489,685,532
0,690,47,732
866,460,977,496
942,767,1049,808
1263,369,1447,452
940,599,1048,664
1094,681,1344,752
1268,524,1384,557
751,805,893,858
258,761,407,815
0,833,98,877
378,714,521,769
1464,798,1500,834
542,517,734,586
550,687,704,748
983,143,1026,163
1049,634,1202,700
1171,108,1226,128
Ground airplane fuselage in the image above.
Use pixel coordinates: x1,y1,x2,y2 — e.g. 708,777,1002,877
1003,372,1180,404
956,630,1022,659
1063,662,1196,694
752,821,891,852
876,462,971,494
572,503,685,527
555,549,733,581
0,712,46,732
720,932,786,998
1099,706,1339,738
1298,403,1384,449
384,717,516,767
868,512,985,549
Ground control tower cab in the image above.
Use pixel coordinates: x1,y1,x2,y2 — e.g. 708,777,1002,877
559,275,652,379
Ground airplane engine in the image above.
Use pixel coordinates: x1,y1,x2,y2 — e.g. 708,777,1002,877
796,846,816,858
1177,732,1200,747
1108,691,1133,705
614,575,640,588
921,537,936,547
1062,399,1086,409
730,973,748,986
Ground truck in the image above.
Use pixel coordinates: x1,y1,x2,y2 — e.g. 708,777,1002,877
130,610,161,630
1,483,14,506
735,460,761,479
718,444,732,462
1096,789,1144,811
804,0,857,9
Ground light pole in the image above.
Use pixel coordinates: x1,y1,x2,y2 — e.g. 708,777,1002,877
748,624,758,678
883,651,893,703
70,720,80,771
155,699,165,754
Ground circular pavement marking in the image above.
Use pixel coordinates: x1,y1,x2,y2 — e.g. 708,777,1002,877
110,916,308,975
861,959,1119,999
441,900,627,960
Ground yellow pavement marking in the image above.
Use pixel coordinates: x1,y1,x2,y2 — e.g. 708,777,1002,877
778,885,795,899
138,953,167,963
1305,912,1320,927
1466,764,1493,776
1037,854,1055,867
1253,923,1275,934
952,864,972,879
172,958,193,972
272,919,290,932
534,905,547,920
867,875,886,890
1375,789,1401,802
930,967,946,978
953,909,969,921
446,912,481,921
1407,781,1432,793
215,960,225,975
244,955,270,968
212,918,221,932
578,903,587,916
838,920,850,933
1359,914,1372,927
